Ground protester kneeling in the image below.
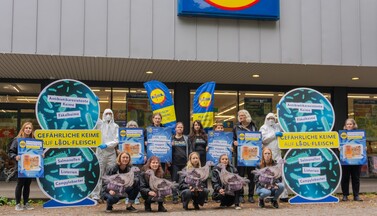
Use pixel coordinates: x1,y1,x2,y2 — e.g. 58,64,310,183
212,154,246,210
254,147,285,208
178,152,209,210
101,152,140,213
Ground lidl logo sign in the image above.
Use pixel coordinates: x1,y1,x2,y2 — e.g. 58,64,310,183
206,0,260,10
199,92,212,108
178,0,279,20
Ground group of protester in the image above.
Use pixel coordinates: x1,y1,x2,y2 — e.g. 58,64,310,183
7,108,363,212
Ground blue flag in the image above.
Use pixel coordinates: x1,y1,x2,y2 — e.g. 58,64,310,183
193,81,216,130
143,80,176,128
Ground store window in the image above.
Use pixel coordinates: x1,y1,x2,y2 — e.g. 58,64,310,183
348,93,377,177
112,88,128,127
91,87,111,120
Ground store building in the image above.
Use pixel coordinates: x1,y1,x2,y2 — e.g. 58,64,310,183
1,0,377,180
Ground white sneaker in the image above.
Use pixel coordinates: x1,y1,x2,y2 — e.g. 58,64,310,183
235,206,242,210
15,204,23,211
125,198,129,205
134,198,140,205
24,203,34,210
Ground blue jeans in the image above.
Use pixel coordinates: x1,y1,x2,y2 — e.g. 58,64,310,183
256,183,284,200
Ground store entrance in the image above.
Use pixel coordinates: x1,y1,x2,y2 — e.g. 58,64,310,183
0,104,37,182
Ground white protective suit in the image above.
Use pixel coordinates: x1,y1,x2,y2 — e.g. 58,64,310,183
259,113,282,161
92,108,119,200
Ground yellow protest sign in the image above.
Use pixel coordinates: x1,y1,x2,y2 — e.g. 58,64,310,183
278,132,339,149
35,130,101,148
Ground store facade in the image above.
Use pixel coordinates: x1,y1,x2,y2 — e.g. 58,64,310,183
1,0,377,180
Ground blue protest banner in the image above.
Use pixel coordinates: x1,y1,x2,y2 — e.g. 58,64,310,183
144,80,176,128
193,82,216,130
237,131,262,166
207,131,233,164
119,128,145,164
147,127,172,163
18,138,44,178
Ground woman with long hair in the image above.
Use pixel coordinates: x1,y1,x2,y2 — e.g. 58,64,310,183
179,152,208,210
101,151,140,213
255,147,284,208
341,118,363,202
140,156,167,212
8,122,35,211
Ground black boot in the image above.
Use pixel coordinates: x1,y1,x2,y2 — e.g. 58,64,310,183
182,198,189,210
272,199,279,209
258,198,265,208
193,202,200,210
158,202,167,212
144,198,152,212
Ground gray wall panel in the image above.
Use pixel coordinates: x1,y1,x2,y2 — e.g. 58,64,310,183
175,17,196,60
280,0,301,63
197,18,218,61
153,0,174,59
37,0,60,55
2,0,377,66
218,19,238,62
360,0,377,66
239,20,260,62
60,0,84,56
107,0,130,57
12,0,37,53
130,0,152,58
0,0,13,52
85,0,107,56
260,21,280,63
301,0,321,64
321,0,342,65
341,0,361,66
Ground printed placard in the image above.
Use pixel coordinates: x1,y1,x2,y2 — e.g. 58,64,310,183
146,127,172,163
118,128,145,164
206,131,233,164
237,131,262,166
35,130,101,148
278,132,340,149
277,88,335,132
339,130,367,165
18,138,44,178
36,79,100,130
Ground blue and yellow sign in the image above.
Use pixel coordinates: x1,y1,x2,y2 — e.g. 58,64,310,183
178,0,279,20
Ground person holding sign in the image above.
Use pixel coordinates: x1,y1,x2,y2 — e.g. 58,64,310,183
211,154,242,210
101,152,140,213
144,113,168,172
171,122,191,204
140,156,168,212
179,152,209,210
232,109,258,203
341,118,363,202
255,147,285,209
8,122,35,211
93,109,120,202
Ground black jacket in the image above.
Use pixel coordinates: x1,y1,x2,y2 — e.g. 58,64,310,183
178,167,207,192
101,164,140,198
8,138,18,160
211,164,238,193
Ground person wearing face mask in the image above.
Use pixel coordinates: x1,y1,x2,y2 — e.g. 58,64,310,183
92,108,120,202
260,113,283,161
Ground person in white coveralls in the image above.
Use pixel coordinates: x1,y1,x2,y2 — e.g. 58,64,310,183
92,108,119,202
